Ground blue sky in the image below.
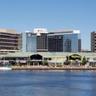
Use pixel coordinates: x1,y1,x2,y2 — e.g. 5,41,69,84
0,0,96,50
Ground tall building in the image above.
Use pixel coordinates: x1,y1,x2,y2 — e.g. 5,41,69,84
33,28,48,52
48,29,81,52
0,29,20,50
91,32,96,52
22,32,37,52
21,28,81,52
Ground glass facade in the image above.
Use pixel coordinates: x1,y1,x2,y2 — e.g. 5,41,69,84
63,34,78,52
22,32,37,52
48,35,63,52
48,30,80,52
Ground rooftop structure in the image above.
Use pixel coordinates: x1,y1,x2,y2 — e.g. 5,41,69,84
33,28,48,36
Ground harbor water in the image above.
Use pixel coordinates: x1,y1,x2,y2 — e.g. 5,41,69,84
0,71,96,96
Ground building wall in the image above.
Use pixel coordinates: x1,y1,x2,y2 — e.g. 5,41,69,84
63,34,79,52
22,32,26,52
37,33,48,52
48,35,63,52
91,32,96,52
78,39,81,52
26,33,37,52
0,29,20,50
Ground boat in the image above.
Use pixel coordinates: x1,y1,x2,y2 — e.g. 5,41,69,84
0,67,12,70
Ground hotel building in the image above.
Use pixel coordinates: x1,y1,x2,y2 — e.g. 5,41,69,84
21,28,81,52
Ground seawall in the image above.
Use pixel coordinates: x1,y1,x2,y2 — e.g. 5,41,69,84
12,66,96,70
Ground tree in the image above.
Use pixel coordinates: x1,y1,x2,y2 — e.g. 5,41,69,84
81,56,87,65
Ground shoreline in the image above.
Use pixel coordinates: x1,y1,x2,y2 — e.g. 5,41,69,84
11,66,96,71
